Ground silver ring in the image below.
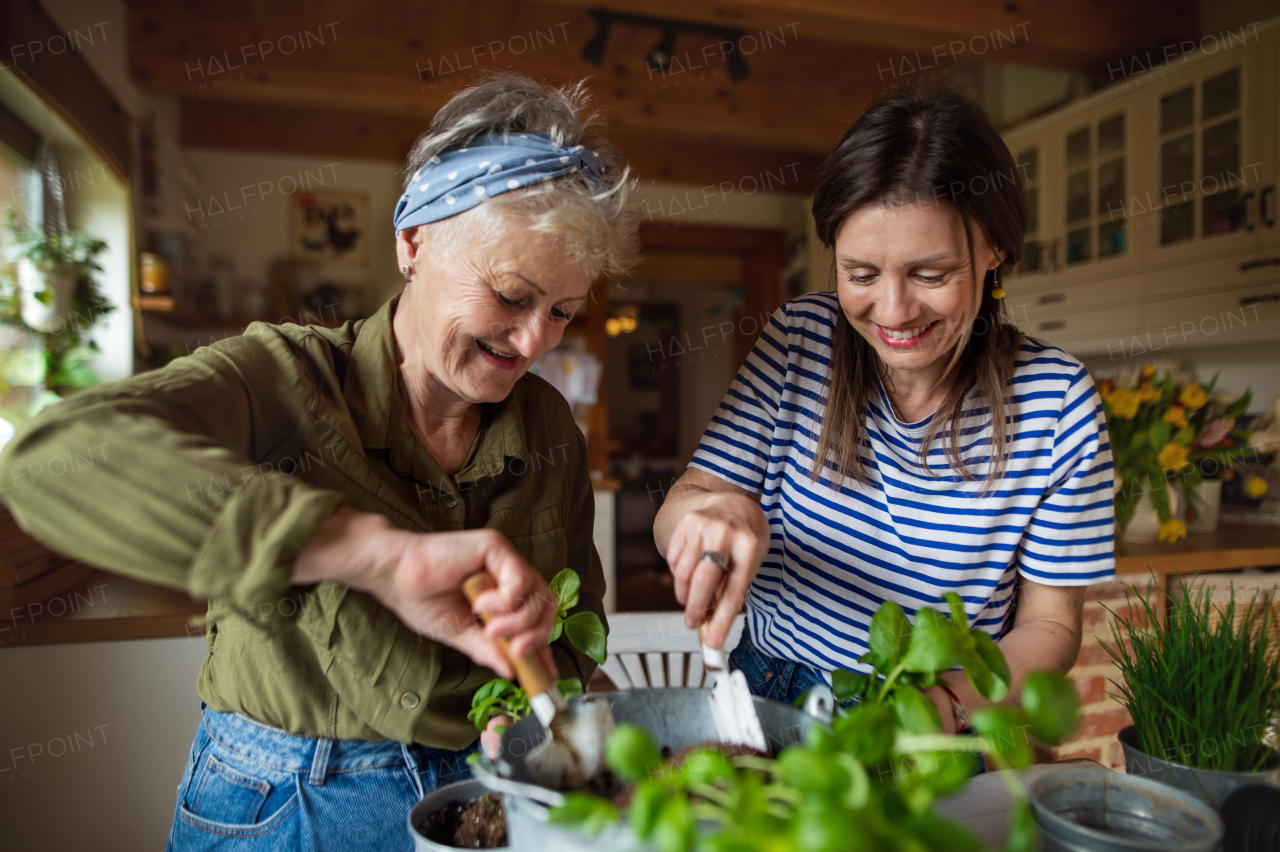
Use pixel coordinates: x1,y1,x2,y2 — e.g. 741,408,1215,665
698,551,729,572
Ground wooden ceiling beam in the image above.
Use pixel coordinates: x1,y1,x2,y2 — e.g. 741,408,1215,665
124,1,904,154
179,98,824,191
540,0,1200,74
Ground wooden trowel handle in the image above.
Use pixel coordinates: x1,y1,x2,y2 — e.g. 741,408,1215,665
462,571,556,697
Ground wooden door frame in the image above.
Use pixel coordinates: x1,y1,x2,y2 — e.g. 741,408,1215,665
638,222,788,367
582,222,788,479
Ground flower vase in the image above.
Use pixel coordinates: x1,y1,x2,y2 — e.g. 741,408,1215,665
1185,480,1223,533
1121,480,1179,544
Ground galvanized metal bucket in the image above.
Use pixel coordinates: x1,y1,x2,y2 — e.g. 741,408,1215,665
1030,766,1224,852
1118,724,1280,810
471,688,830,852
408,778,512,852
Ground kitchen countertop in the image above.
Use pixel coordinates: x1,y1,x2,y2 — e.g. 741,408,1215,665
934,759,1106,845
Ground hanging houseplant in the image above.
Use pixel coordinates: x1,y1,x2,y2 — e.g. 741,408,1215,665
2,211,114,395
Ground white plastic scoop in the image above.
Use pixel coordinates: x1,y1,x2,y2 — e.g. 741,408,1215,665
700,621,767,752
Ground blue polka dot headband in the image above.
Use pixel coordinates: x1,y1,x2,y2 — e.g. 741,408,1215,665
393,133,606,234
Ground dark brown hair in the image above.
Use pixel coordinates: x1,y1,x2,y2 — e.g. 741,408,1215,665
810,87,1027,489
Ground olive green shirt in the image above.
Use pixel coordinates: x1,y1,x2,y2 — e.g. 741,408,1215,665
0,296,605,749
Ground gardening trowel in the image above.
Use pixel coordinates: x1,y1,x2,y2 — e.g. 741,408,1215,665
462,571,614,790
700,621,768,752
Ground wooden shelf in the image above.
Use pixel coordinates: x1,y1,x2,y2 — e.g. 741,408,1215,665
0,569,206,649
138,297,345,331
1115,519,1280,576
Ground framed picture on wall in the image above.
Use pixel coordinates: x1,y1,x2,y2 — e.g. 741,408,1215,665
291,191,370,268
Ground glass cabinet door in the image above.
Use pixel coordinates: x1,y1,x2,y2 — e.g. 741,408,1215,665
1016,146,1044,275
1062,109,1128,268
1156,65,1246,247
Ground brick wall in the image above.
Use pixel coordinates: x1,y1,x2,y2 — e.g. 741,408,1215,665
1051,578,1160,770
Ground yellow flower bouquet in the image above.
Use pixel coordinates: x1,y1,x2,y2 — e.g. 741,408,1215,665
1096,367,1254,543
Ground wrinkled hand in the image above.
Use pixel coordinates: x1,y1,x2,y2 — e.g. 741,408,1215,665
295,510,558,680
481,714,513,759
663,494,768,649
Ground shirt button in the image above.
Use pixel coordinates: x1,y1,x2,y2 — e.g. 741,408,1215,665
400,691,421,710
441,493,458,508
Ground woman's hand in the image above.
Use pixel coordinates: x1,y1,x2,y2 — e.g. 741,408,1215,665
294,507,558,681
923,685,959,736
655,470,769,650
481,714,513,759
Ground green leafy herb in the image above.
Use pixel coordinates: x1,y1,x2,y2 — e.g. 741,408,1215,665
468,567,609,730
549,593,1084,851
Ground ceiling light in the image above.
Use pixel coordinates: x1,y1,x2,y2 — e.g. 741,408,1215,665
581,12,610,66
647,28,676,73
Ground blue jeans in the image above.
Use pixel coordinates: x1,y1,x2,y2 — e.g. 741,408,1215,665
728,628,986,776
166,705,478,852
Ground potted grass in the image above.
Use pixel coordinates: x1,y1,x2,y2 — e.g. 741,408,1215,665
1105,572,1280,809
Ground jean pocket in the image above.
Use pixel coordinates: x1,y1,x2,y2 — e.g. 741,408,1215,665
728,638,775,698
178,754,298,838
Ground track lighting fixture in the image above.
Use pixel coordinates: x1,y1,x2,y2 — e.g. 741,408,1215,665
580,9,751,83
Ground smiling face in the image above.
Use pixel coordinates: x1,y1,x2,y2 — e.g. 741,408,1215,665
834,200,1003,388
394,215,593,408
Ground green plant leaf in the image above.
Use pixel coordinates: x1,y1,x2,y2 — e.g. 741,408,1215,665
777,747,838,796
971,707,1033,768
890,686,943,735
606,723,663,783
903,812,985,852
653,792,694,852
550,568,580,616
674,747,735,786
792,798,859,852
1020,671,1080,745
970,631,1011,702
628,781,664,839
1149,420,1171,450
901,608,962,674
832,669,872,702
943,592,970,634
548,792,617,837
833,702,897,765
1174,425,1195,445
959,650,995,702
557,677,584,701
563,611,608,664
1003,799,1037,852
868,600,911,672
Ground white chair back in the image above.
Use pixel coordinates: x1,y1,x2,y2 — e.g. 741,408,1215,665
599,612,745,690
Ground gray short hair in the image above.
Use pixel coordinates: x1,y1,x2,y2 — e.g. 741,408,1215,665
404,71,641,282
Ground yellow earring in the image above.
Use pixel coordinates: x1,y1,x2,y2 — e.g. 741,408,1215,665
991,268,1005,300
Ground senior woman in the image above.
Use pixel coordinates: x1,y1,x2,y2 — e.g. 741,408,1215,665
655,88,1115,765
0,72,638,850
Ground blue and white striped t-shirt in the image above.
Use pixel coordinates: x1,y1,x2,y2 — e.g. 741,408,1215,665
689,292,1115,676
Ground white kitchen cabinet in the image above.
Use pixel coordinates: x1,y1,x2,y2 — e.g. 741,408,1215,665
1001,16,1280,355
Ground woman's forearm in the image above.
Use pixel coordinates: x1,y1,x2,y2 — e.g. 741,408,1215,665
928,614,1083,732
